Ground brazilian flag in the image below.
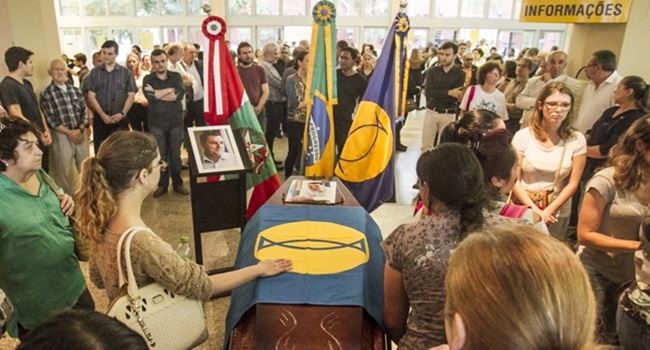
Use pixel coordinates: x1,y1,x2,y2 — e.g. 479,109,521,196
303,1,338,177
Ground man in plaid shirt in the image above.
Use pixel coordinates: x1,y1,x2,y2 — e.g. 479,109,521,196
40,59,89,195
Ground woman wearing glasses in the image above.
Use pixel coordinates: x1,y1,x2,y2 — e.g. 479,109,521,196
511,82,586,241
76,131,291,305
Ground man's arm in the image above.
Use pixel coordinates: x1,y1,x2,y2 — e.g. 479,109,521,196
5,104,30,122
87,91,112,124
264,64,282,90
515,79,538,111
255,83,270,115
143,75,179,102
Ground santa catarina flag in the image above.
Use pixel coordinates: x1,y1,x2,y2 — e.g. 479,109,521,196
334,12,410,212
303,1,338,177
201,16,281,218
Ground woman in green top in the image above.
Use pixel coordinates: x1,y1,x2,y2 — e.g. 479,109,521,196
0,117,93,340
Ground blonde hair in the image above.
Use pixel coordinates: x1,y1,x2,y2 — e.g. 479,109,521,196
529,81,576,142
445,223,600,350
76,131,158,242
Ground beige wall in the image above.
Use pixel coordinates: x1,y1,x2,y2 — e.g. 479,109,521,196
211,0,226,16
565,0,649,81
565,23,626,79
0,0,62,93
618,0,650,78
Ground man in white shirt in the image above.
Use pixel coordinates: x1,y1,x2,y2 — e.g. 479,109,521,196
200,130,239,170
515,51,584,126
573,50,622,133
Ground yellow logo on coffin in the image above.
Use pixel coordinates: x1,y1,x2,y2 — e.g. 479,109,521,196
254,221,369,275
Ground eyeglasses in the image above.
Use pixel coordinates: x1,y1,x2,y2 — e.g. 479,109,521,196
153,159,168,172
543,102,572,110
584,63,598,69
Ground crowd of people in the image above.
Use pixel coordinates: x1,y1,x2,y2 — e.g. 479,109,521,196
0,35,649,350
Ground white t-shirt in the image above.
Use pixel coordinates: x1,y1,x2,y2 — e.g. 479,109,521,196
512,127,587,216
460,85,509,120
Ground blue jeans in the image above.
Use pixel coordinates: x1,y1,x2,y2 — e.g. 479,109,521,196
149,124,183,189
617,304,650,350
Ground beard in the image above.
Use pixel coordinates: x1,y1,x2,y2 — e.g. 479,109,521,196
239,57,253,66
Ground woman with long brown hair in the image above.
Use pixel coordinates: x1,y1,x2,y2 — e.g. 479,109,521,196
511,81,586,241
76,131,291,305
578,116,650,345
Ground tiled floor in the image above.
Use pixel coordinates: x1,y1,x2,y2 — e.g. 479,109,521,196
0,109,426,349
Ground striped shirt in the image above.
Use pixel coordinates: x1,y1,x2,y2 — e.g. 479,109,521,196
259,60,283,102
83,64,137,115
40,82,87,129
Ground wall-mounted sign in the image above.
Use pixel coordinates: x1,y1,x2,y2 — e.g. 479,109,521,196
520,0,632,23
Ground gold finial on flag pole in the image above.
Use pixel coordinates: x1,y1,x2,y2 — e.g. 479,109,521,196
399,0,407,9
202,3,211,15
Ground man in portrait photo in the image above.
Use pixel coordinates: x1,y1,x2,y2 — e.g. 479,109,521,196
199,129,239,170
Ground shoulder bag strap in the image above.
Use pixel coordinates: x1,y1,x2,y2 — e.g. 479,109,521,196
115,226,154,298
551,141,569,191
466,85,476,110
39,170,61,198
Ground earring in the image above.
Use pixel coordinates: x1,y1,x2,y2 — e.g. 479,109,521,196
1,160,8,167
144,180,148,185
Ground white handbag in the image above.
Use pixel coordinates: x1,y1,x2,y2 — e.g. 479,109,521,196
107,227,208,349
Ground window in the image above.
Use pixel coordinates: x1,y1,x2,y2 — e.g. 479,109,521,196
113,29,135,61
364,28,387,54
161,0,183,15
489,0,513,19
433,30,456,47
411,28,429,49
85,0,107,16
188,26,204,47
229,0,252,15
188,0,206,15
88,28,110,52
337,27,359,48
135,0,158,16
435,0,458,17
60,29,85,55
523,30,535,49
338,0,360,16
460,0,485,18
539,31,562,51
108,0,133,16
163,27,184,43
284,26,312,48
257,27,281,48
229,27,253,49
59,0,81,16
136,28,160,52
365,0,388,16
514,0,523,19
407,0,430,18
257,0,279,15
283,0,305,15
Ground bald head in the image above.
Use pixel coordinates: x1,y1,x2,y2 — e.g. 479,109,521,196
546,51,568,79
48,59,68,84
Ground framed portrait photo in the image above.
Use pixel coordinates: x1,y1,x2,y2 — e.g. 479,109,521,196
189,125,245,174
